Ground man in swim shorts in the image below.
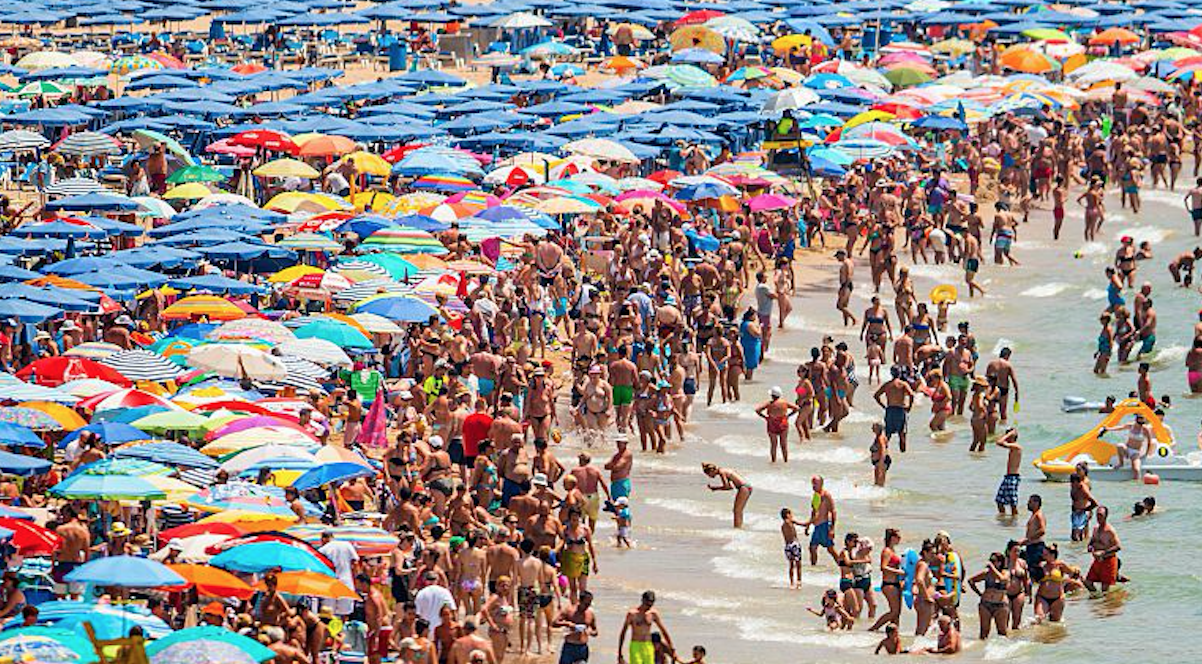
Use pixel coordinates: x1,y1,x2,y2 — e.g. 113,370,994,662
806,475,839,565
1186,178,1202,236
609,347,638,433
873,365,915,452
618,591,673,664
1084,506,1122,593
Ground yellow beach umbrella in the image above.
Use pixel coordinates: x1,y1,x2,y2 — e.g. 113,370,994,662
607,23,654,41
771,34,812,54
342,151,391,177
269,265,325,283
253,158,320,179
352,190,395,212
197,510,298,532
18,401,87,431
845,110,896,130
769,67,804,85
669,26,725,53
930,38,975,56
264,191,352,213
163,182,215,200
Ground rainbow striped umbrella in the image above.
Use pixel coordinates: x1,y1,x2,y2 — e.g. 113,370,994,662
412,173,476,192
361,227,449,255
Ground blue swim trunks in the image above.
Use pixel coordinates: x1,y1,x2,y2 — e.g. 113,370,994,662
611,478,632,500
478,377,496,397
810,521,834,548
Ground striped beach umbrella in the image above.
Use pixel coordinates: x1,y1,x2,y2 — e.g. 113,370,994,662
17,81,69,97
276,233,344,253
0,130,49,152
286,525,398,556
53,131,123,157
332,278,410,304
100,350,185,383
411,173,476,192
44,177,108,196
361,227,449,254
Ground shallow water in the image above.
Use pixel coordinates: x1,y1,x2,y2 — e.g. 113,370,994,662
564,187,1202,662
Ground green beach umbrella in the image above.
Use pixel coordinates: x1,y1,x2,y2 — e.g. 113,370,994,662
1022,28,1072,42
132,129,195,166
883,66,932,87
166,164,227,184
130,409,210,434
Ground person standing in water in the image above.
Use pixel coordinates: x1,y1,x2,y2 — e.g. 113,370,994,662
1070,464,1098,542
835,250,857,326
756,386,799,463
874,366,914,453
1020,495,1047,583
780,508,804,589
985,348,1020,422
1184,177,1202,236
1084,506,1122,593
806,475,839,566
994,429,1022,517
701,463,752,529
617,591,672,664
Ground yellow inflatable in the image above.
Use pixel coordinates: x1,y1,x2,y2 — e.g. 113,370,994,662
930,284,958,304
1033,399,1173,480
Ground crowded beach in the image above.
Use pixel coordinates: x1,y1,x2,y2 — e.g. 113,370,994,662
0,0,1197,662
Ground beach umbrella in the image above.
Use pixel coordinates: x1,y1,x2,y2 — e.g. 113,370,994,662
16,51,75,70
166,165,226,184
286,525,397,557
209,541,334,575
293,320,373,350
50,473,166,500
0,633,79,662
228,129,298,153
100,350,185,383
1000,47,1059,74
0,518,60,555
67,556,184,588
0,421,43,448
163,183,215,200
660,64,719,88
17,81,68,97
3,403,80,430
161,295,248,321
44,178,108,197
704,16,759,43
0,450,51,476
412,173,476,192
26,602,172,640
883,66,933,87
209,318,296,345
276,338,352,368
291,461,375,491
669,25,725,53
251,570,356,599
61,421,148,448
114,440,218,469
563,138,639,163
16,357,130,387
188,345,287,381
253,158,320,179
166,565,254,600
746,194,798,212
53,132,121,157
491,12,553,29
147,627,273,663
0,373,78,403
296,135,356,158
129,409,209,434
78,388,174,413
111,56,163,75
353,294,439,322
1089,28,1140,46
1022,28,1072,42
0,130,50,151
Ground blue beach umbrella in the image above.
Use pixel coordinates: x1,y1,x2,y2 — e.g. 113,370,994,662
209,541,335,575
292,461,375,491
65,556,186,587
0,450,51,476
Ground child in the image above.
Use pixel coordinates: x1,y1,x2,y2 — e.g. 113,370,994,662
808,589,854,630
650,632,674,664
866,343,883,385
873,623,903,655
614,496,632,548
676,645,706,664
780,508,804,589
935,298,951,333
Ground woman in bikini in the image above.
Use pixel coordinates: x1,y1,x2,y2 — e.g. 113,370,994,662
837,532,874,619
869,528,904,632
926,369,953,432
469,440,498,511
1034,544,1070,623
913,540,939,636
869,423,891,487
702,462,752,529
1005,540,1029,630
479,576,515,664
559,508,596,603
793,365,815,442
968,551,1011,639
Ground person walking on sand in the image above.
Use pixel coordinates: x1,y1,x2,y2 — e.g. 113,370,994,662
617,591,672,664
994,429,1022,517
756,386,799,463
702,463,752,528
807,475,839,566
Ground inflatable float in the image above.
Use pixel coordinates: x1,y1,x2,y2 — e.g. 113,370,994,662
929,284,958,304
1033,399,1202,481
1061,396,1105,413
901,548,919,608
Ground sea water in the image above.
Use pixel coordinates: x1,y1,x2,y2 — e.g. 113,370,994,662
560,188,1202,662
